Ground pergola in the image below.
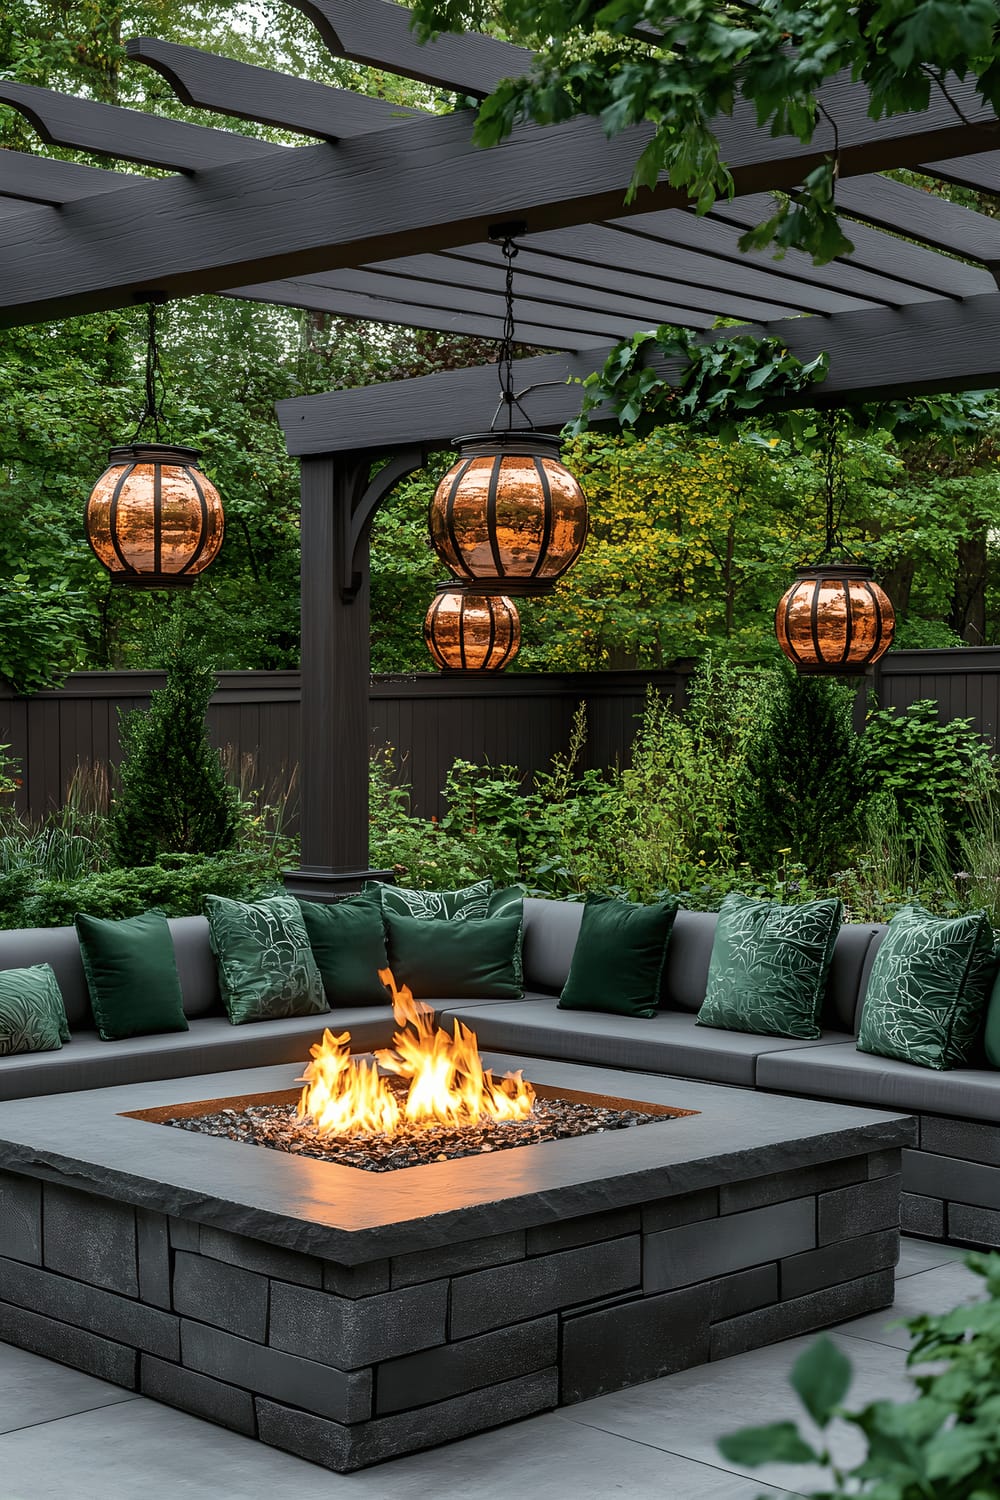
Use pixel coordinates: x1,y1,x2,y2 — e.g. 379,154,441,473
4,0,1000,892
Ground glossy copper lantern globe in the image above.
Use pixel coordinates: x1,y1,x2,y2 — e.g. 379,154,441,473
424,587,521,673
429,431,588,596
775,565,895,675
85,443,224,588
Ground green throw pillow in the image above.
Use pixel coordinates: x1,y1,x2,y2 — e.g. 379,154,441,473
384,910,524,999
298,896,391,1007
696,893,842,1041
363,879,493,921
857,903,996,1071
206,893,328,1026
76,910,188,1042
983,965,1000,1069
558,894,679,1019
0,964,68,1056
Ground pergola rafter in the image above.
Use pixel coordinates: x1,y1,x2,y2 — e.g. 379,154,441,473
4,0,1000,886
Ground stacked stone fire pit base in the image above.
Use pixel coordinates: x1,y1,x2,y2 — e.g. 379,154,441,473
0,1057,913,1473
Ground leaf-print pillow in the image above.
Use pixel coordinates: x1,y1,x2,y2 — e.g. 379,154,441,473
363,880,494,922
205,894,328,1026
696,893,843,1041
0,964,68,1056
856,903,996,1071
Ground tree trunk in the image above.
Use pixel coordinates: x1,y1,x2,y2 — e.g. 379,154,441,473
949,529,988,643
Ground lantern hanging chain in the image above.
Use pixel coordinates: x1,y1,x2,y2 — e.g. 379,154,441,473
812,409,860,566
491,234,533,432
132,300,168,444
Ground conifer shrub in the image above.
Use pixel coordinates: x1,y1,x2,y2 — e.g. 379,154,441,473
110,621,240,867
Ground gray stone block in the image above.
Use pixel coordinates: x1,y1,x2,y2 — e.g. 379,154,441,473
172,1250,268,1342
0,1172,40,1264
322,1259,390,1298
198,1225,322,1289
0,1254,179,1359
269,1278,449,1369
168,1216,200,1251
818,1175,900,1246
643,1187,719,1234
136,1210,171,1310
450,1238,641,1341
391,1231,523,1289
901,1191,945,1240
708,1264,779,1322
868,1149,902,1180
257,1368,559,1473
904,1151,1000,1212
781,1229,898,1300
526,1208,639,1257
921,1115,1000,1166
720,1157,866,1215
948,1201,1000,1249
44,1184,138,1296
562,1285,712,1403
376,1316,557,1415
645,1197,815,1294
710,1269,895,1361
182,1318,371,1424
0,1299,137,1388
141,1353,256,1436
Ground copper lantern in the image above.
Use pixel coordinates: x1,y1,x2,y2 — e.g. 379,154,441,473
775,564,895,675
429,431,588,596
85,443,224,588
424,587,521,673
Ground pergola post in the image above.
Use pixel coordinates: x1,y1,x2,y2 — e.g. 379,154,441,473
283,451,389,899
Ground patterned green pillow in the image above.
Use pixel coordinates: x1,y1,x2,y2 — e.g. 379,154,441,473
0,964,68,1057
697,893,843,1041
857,903,996,1071
205,893,328,1026
362,880,493,922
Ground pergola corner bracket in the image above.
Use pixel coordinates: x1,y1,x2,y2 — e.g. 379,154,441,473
341,444,428,600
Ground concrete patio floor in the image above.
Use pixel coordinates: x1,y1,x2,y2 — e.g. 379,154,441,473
0,1237,975,1500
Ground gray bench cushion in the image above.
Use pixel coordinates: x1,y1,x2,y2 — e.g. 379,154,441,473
522,897,583,992
439,1000,846,1087
0,1007,397,1101
757,1042,1000,1124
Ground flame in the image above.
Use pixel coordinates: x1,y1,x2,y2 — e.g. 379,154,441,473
297,969,534,1137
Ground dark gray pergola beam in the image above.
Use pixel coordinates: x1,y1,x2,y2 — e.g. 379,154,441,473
922,149,1000,194
0,148,142,204
0,80,283,172
287,0,534,96
827,175,1000,274
229,272,644,341
276,289,1000,456
1,71,996,328
125,37,425,139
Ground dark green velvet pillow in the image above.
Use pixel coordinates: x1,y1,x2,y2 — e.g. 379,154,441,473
75,910,188,1042
857,903,996,1071
298,896,391,1007
363,879,494,921
558,894,680,1019
696,893,842,1041
206,893,328,1026
983,964,1000,1070
0,964,68,1056
384,910,524,999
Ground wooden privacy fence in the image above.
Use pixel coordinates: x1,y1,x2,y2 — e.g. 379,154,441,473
3,649,999,831
0,668,690,829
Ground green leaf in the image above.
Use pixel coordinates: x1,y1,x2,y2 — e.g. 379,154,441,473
718,1421,821,1468
790,1336,853,1429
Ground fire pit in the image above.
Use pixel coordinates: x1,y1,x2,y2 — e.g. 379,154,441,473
0,1047,914,1474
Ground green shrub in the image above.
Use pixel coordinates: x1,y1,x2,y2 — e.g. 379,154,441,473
719,1252,1000,1499
862,698,995,853
110,621,239,866
739,663,867,879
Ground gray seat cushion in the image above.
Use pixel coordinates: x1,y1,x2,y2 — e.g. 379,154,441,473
439,1000,845,1087
522,897,583,992
0,1007,397,1101
757,1042,1000,1124
662,910,718,1012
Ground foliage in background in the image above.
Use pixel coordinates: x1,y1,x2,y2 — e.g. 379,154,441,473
109,622,240,866
740,665,867,880
412,0,1000,265
719,1253,1000,1499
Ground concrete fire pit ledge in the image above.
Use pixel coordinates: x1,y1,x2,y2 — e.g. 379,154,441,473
0,1057,914,1473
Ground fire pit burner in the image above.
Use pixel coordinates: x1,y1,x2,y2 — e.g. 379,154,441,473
162,1083,673,1172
